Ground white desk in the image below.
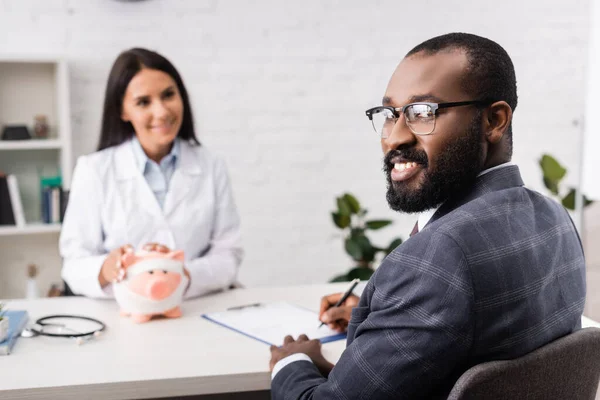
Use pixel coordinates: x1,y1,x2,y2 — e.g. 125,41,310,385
583,315,600,328
0,283,348,400
1,283,598,400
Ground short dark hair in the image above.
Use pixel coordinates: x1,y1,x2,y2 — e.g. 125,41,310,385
97,48,199,151
406,33,517,152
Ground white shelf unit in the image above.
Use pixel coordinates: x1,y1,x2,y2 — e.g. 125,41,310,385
0,223,61,236
0,139,63,150
0,55,72,236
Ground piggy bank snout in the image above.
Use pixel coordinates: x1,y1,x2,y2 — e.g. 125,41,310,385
144,271,182,300
148,279,170,300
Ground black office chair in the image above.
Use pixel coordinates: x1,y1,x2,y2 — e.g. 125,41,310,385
448,327,600,400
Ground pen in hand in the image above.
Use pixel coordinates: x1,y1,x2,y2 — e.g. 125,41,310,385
319,278,361,328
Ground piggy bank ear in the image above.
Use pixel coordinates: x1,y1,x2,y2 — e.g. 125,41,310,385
169,250,185,261
121,252,138,268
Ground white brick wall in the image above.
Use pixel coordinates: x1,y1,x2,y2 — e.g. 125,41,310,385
0,0,593,298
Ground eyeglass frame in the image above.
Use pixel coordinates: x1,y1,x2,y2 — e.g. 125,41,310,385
365,100,494,137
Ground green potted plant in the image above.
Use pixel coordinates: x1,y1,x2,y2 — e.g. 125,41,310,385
0,303,8,342
539,154,593,210
330,193,403,282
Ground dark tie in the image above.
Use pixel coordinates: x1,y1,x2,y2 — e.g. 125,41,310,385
410,221,419,237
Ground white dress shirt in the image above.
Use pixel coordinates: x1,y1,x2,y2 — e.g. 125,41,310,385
130,136,179,210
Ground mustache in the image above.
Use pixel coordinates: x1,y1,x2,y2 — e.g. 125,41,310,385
383,148,429,172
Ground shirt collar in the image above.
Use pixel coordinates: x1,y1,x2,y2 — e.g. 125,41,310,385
476,161,514,178
130,136,179,172
417,162,515,232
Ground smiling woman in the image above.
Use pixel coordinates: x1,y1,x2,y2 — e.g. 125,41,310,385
120,68,184,163
97,48,198,152
59,48,243,303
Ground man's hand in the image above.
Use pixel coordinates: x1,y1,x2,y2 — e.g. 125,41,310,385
319,292,360,332
269,334,334,377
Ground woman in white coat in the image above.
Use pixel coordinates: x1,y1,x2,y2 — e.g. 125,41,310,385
60,48,243,299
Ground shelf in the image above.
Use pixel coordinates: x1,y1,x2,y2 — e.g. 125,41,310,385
0,54,63,63
0,139,63,150
0,223,61,236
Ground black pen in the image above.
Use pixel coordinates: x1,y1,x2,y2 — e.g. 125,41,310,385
319,278,361,328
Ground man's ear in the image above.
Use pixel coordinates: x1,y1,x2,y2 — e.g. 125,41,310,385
484,101,512,144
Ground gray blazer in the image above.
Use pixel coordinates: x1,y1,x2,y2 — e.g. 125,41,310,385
271,165,586,400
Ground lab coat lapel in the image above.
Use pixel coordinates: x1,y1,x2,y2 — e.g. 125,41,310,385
163,141,202,216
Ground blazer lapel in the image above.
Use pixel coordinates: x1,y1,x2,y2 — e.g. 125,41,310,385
163,141,202,216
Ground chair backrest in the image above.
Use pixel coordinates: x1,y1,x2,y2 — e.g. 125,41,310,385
448,327,600,400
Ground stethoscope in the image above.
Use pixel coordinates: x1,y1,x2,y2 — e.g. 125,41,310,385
21,315,106,345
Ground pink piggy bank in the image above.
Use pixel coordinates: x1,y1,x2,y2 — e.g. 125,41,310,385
113,249,188,323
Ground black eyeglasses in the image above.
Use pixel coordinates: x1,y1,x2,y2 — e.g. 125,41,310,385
365,100,492,138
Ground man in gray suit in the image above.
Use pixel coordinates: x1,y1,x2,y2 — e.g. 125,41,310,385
268,33,586,399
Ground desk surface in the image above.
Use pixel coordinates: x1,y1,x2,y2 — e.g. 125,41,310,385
1,283,598,400
0,283,348,400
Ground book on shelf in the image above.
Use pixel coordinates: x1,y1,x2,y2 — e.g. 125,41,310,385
7,175,26,227
0,175,15,225
0,174,27,227
42,185,63,224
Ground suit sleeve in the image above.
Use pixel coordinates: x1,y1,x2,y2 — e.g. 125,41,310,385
60,156,111,298
271,232,474,400
183,156,243,299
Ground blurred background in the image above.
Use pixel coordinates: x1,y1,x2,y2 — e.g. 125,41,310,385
0,0,598,317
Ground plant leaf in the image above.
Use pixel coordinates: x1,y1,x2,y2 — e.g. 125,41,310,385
365,220,393,230
346,267,375,281
543,177,560,196
330,273,351,282
336,197,351,216
353,234,375,262
561,188,594,210
343,193,361,214
350,227,365,237
332,212,350,229
539,154,567,182
345,237,363,260
387,237,403,254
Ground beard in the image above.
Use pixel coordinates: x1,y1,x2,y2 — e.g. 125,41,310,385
384,112,484,213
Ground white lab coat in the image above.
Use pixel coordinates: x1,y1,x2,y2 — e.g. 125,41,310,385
60,139,243,299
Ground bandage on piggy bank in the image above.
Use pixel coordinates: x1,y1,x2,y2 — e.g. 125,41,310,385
113,249,188,323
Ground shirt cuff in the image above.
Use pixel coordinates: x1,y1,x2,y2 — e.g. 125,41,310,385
271,353,312,380
102,283,114,296
354,281,366,297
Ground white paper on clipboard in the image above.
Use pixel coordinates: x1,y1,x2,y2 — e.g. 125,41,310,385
202,302,347,346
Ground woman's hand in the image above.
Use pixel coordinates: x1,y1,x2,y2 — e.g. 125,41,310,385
142,243,171,253
99,244,133,287
143,243,191,287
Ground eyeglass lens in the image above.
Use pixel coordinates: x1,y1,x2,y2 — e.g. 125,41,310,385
371,104,436,137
